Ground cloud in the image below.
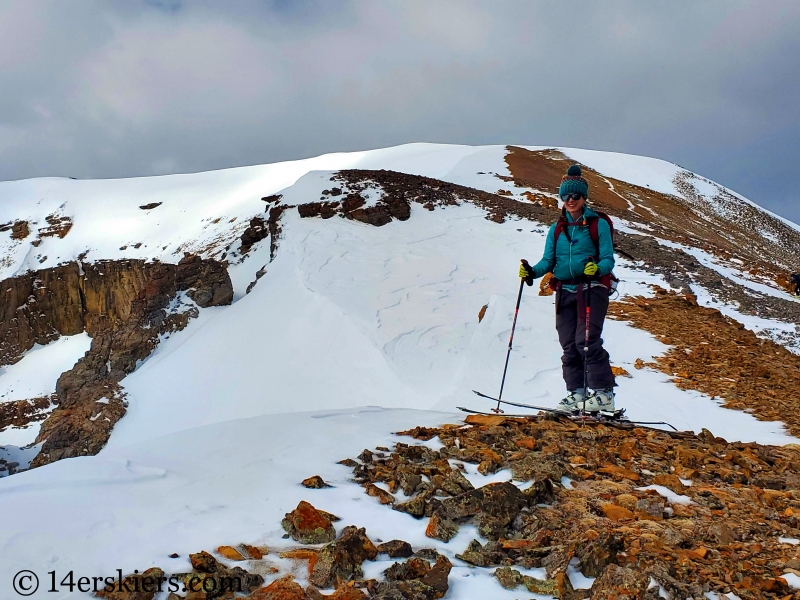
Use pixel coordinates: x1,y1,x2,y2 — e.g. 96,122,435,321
0,0,799,222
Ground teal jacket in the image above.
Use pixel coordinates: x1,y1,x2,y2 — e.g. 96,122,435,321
530,206,615,286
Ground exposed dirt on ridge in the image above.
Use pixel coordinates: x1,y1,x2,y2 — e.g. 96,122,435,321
608,287,800,437
297,169,556,227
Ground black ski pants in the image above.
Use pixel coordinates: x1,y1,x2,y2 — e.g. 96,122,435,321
556,285,615,391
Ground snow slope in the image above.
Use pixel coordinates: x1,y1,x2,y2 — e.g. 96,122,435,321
1,143,799,598
110,203,797,449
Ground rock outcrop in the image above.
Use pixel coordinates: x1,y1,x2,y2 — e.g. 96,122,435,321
0,255,232,469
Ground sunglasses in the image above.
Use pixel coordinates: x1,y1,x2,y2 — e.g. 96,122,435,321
560,193,584,202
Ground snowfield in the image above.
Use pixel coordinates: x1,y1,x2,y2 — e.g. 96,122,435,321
1,143,798,598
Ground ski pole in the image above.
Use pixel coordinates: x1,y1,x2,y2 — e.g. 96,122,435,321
494,259,528,413
581,269,592,416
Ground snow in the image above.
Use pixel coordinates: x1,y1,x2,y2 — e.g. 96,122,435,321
550,146,684,198
0,333,91,403
0,408,543,600
781,573,800,589
102,203,798,449
649,576,670,599
0,333,91,452
0,443,41,473
0,143,511,282
636,485,694,506
1,142,800,597
567,558,595,589
658,239,795,302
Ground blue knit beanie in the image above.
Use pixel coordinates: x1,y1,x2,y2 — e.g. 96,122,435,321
558,164,589,199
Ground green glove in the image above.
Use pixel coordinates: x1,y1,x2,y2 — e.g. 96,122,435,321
519,263,530,279
583,261,598,276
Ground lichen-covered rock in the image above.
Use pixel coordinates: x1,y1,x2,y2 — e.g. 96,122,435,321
344,403,800,597
216,545,245,560
185,551,263,598
455,539,507,567
425,513,458,542
376,540,413,558
249,575,308,600
438,481,528,541
590,565,649,599
576,532,624,578
282,501,336,544
419,554,452,598
634,497,665,521
395,466,422,496
393,491,430,518
509,451,567,482
95,567,165,600
242,544,267,559
384,557,431,581
651,474,685,494
301,475,333,489
309,526,378,588
601,503,635,522
328,586,368,600
493,566,574,598
370,552,451,600
363,483,395,505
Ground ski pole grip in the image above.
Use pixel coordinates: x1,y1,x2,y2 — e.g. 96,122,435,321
521,259,529,266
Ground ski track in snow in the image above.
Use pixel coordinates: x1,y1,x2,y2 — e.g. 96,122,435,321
1,143,799,598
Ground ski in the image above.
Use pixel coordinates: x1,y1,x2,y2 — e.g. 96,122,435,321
458,406,539,418
457,405,628,425
470,390,678,431
472,389,594,416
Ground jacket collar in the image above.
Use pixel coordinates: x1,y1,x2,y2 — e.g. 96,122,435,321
565,205,598,222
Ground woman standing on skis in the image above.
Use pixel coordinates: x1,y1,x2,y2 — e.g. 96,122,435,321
519,164,617,413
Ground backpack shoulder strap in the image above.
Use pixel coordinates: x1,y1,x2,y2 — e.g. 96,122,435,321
588,212,615,257
553,216,569,242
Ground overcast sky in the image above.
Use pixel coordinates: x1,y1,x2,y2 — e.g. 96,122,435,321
2,0,799,222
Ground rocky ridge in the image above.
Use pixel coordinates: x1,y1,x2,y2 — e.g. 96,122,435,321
341,415,800,599
608,287,800,436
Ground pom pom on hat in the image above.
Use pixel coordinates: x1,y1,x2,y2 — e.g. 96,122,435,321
559,164,589,199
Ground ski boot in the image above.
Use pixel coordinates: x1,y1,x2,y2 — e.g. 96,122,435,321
584,388,615,413
556,390,585,413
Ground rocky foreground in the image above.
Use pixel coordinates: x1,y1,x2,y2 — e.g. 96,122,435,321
97,414,800,600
